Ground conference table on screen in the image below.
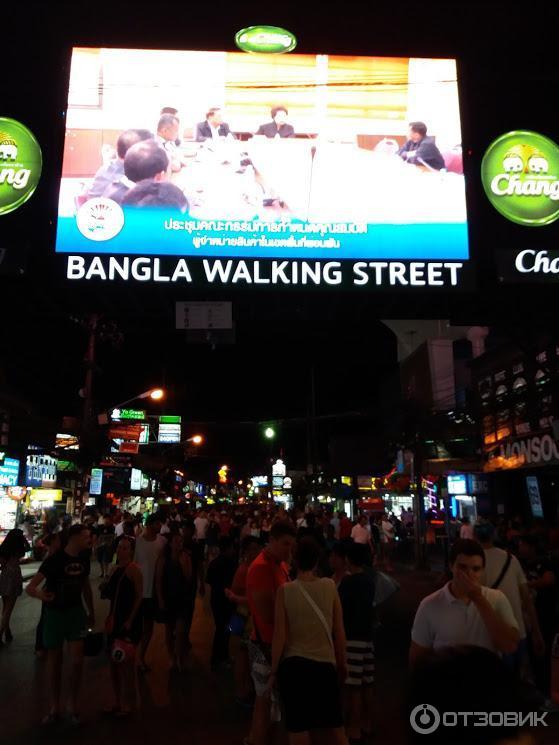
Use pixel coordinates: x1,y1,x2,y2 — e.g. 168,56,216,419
172,138,466,224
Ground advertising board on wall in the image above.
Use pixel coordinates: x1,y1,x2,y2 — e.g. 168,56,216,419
482,130,559,284
485,434,559,471
55,47,470,289
0,457,20,487
90,468,103,495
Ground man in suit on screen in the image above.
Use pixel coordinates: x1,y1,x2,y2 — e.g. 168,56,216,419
195,107,234,142
397,121,445,171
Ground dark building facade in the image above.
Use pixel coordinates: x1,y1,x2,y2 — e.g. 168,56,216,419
471,331,559,523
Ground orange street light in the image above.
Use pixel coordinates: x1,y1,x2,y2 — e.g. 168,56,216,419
147,388,164,401
191,435,204,445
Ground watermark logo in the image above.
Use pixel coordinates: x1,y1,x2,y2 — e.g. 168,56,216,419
410,704,548,734
481,130,559,226
76,198,125,241
235,25,297,54
410,705,441,735
0,118,42,216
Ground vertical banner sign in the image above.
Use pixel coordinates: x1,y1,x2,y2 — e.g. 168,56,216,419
90,468,103,495
526,476,544,518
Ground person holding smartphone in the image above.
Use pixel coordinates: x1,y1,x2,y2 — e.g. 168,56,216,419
410,539,520,667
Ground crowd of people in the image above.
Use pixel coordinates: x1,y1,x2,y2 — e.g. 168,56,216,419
1,505,392,743
1,503,558,744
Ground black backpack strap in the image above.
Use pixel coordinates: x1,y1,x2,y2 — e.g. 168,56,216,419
491,552,512,590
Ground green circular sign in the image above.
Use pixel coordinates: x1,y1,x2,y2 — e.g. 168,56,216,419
481,130,559,226
235,26,297,54
0,118,42,216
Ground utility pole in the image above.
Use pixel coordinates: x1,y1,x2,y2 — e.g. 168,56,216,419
310,365,319,505
411,440,428,570
82,314,98,438
80,313,98,514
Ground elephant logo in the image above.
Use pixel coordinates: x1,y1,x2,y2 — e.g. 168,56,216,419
0,133,18,161
502,144,549,175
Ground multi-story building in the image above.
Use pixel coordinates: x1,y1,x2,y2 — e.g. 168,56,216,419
471,331,559,522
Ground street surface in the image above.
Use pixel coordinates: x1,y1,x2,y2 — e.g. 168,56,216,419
1,566,558,745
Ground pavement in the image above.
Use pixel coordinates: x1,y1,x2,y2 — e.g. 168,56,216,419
1,563,558,745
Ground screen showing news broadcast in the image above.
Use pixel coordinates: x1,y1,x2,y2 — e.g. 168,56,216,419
55,48,468,262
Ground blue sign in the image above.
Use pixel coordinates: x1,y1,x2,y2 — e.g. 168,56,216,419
25,455,57,488
526,476,544,519
90,468,103,496
447,474,467,495
0,457,20,487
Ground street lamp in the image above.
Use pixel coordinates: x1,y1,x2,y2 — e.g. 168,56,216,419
264,426,276,440
97,387,166,424
142,388,164,401
189,435,204,445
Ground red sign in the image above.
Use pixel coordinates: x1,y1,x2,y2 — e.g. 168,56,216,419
109,424,142,441
119,442,139,454
358,498,384,512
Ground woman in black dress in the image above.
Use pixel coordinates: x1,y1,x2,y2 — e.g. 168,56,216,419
155,532,192,671
102,536,143,716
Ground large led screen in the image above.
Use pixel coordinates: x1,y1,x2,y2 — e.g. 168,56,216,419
56,48,468,285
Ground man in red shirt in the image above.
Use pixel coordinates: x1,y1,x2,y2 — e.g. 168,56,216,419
219,511,232,537
245,521,296,745
339,511,353,540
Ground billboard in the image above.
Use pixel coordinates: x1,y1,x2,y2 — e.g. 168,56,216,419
0,457,20,487
90,467,103,495
447,474,467,495
526,476,544,518
56,48,469,289
56,433,79,450
130,467,142,491
26,455,57,488
482,130,559,284
158,423,181,443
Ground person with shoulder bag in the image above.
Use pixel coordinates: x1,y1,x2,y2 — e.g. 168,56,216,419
269,537,349,745
101,536,143,717
475,522,545,676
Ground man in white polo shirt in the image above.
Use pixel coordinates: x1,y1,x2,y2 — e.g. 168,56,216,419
410,539,520,666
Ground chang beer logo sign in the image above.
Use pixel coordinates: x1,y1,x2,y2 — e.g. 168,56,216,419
0,118,42,215
235,26,297,54
481,131,559,226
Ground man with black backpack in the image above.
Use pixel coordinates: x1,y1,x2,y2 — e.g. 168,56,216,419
474,522,545,675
